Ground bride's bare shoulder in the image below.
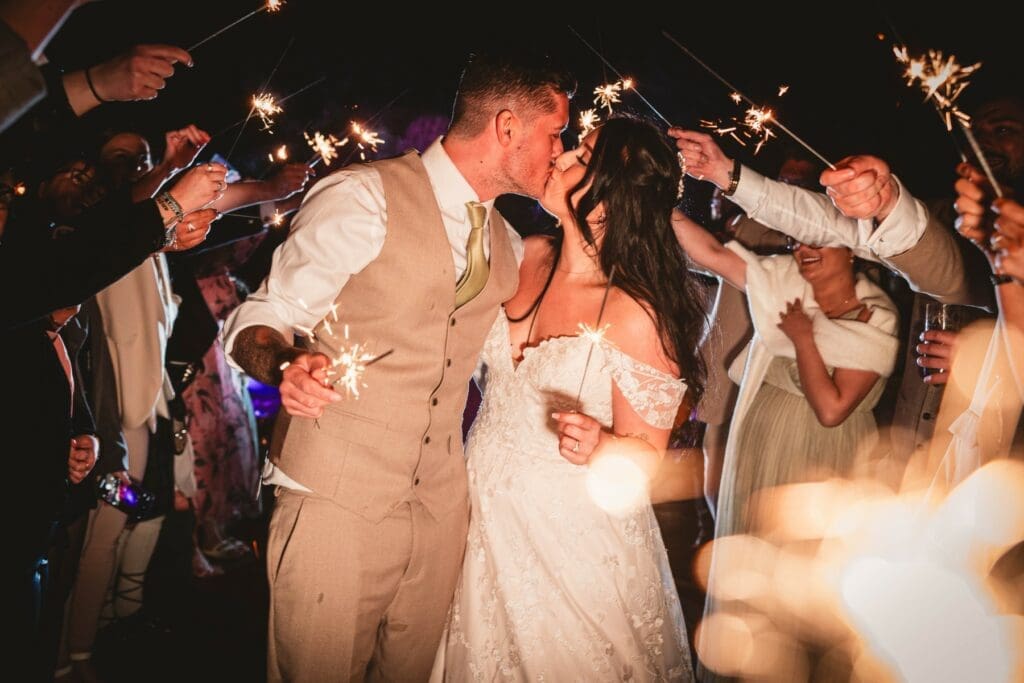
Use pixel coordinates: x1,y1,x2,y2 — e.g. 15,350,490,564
603,291,679,377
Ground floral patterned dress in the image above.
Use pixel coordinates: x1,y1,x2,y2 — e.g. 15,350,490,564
183,268,260,528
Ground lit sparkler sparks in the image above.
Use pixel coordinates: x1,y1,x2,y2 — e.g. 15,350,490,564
325,324,381,399
593,81,623,113
188,0,286,52
578,108,600,143
700,104,777,155
893,45,1001,196
304,130,347,167
894,45,979,130
663,30,835,169
351,122,384,161
252,92,283,131
269,210,285,227
568,26,671,127
777,84,789,97
13,181,26,196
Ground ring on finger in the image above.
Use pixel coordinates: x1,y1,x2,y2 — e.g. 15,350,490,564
572,438,580,453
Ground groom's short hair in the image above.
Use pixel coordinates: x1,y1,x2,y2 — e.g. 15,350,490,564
448,49,575,139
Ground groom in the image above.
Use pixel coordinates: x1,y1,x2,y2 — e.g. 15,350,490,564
224,50,574,681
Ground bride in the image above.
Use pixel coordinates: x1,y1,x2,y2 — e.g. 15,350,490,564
432,116,707,681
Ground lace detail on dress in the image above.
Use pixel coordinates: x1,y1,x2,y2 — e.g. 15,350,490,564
600,343,688,430
432,312,694,682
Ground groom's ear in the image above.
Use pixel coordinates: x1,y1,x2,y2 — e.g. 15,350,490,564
494,109,515,147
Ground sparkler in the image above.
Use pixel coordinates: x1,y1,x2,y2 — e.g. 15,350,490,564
578,108,600,140
350,122,384,161
267,144,289,163
701,105,777,155
568,25,672,127
593,81,624,113
252,92,283,131
894,45,1002,197
323,325,378,399
572,265,617,412
188,0,284,52
304,130,347,167
663,30,835,169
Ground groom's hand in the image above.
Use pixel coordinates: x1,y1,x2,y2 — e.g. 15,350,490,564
280,352,341,418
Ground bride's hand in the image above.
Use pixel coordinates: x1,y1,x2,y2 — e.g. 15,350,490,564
552,411,604,465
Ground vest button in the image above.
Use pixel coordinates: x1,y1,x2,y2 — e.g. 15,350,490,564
450,318,457,327
446,358,452,367
414,478,420,486
432,398,438,406
424,436,431,444
922,412,932,420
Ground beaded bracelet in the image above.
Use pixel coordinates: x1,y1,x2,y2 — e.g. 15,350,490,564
990,273,1015,286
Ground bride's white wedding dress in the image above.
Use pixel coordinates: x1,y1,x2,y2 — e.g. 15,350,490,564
432,312,694,682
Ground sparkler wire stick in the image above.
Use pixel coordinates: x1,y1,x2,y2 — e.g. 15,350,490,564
188,6,266,52
662,30,835,170
568,25,672,127
959,121,1004,198
573,265,617,412
223,35,294,164
225,105,257,163
278,75,327,105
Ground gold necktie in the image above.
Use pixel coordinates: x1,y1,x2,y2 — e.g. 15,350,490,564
454,201,490,308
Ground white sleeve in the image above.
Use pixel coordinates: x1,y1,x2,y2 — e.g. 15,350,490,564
860,175,929,258
730,165,880,262
222,167,387,367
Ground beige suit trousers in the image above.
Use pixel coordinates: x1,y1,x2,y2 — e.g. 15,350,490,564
266,488,469,682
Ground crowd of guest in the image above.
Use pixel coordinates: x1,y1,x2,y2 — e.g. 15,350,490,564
2,2,1023,682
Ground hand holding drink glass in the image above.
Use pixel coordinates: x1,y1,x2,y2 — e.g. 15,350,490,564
916,303,961,384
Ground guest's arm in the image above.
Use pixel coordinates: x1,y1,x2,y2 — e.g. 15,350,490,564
777,299,881,427
671,209,747,290
223,167,385,418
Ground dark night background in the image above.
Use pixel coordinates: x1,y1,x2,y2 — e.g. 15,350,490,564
10,4,1023,680
34,1,1024,212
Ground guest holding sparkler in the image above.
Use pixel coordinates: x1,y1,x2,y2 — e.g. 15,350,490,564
434,115,706,682
223,49,574,681
671,162,899,679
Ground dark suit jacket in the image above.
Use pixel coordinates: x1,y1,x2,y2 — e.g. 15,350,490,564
0,193,167,331
0,319,96,561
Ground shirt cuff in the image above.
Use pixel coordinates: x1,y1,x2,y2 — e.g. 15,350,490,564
862,175,927,259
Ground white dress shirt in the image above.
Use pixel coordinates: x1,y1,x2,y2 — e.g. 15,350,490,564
223,136,524,359
222,137,525,491
730,165,928,261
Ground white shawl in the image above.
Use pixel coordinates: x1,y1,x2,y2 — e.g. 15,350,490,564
723,242,900,468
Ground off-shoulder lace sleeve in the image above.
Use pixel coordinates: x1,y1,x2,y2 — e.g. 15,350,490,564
601,344,688,429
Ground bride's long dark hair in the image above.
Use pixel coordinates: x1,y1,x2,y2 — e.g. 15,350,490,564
568,115,708,400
